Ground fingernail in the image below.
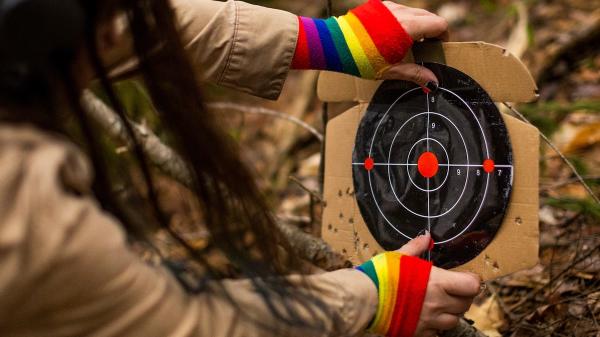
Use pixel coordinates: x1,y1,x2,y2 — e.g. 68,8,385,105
425,81,439,93
428,237,435,251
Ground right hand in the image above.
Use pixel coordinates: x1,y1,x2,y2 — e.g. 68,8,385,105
379,1,449,87
397,233,482,337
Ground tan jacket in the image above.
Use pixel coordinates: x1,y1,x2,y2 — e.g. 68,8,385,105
0,1,378,337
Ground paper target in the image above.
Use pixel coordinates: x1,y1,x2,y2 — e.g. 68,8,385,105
352,63,513,268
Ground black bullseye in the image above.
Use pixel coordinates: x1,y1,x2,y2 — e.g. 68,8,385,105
352,63,514,268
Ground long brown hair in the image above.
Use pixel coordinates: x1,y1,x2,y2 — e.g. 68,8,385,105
0,0,326,332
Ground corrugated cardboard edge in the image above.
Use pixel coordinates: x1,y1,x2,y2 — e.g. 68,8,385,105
321,104,540,281
317,42,539,104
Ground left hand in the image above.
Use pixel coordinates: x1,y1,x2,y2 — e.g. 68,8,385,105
396,233,481,337
379,1,449,86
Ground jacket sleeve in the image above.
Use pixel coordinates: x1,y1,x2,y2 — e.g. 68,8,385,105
108,0,299,100
0,127,377,337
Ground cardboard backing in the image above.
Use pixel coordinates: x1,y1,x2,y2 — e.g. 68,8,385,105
320,42,540,280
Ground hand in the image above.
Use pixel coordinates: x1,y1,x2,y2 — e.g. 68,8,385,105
379,1,449,86
398,233,481,337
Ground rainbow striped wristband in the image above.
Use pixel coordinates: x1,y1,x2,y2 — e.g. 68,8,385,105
291,0,413,79
356,252,432,337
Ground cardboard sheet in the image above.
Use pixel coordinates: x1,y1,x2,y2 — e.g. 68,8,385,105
319,42,540,280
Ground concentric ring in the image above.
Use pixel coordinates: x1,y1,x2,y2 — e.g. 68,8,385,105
383,111,471,220
351,63,514,268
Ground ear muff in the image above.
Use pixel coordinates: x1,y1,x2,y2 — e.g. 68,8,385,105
0,0,85,67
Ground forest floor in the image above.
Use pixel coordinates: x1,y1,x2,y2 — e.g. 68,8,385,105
123,0,600,336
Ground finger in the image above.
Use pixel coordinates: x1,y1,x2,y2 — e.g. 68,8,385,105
440,270,481,297
382,1,407,10
430,313,460,331
380,63,438,86
397,231,431,256
406,7,437,17
437,29,450,42
443,294,475,315
413,16,449,41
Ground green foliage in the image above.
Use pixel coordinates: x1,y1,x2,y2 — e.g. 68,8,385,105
479,0,498,13
527,23,535,46
518,100,600,136
545,197,600,221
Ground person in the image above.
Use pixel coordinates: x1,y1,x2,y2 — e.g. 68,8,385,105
0,0,481,336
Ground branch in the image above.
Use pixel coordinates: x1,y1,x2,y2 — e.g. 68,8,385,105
503,102,600,205
82,90,192,185
81,90,346,270
207,102,323,142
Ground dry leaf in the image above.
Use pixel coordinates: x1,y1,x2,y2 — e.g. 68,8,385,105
564,122,600,154
465,295,505,337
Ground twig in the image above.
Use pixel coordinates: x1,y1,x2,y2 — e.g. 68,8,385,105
289,175,324,204
488,282,517,321
207,102,323,142
541,176,600,192
503,102,600,205
289,175,325,230
510,242,600,316
587,302,600,335
82,91,347,270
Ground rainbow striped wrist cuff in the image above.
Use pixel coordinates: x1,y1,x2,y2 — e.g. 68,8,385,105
356,252,432,337
291,0,413,79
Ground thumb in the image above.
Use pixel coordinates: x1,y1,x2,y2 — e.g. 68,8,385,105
397,231,431,256
379,63,438,87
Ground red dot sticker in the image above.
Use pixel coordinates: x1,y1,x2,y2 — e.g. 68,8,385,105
417,152,439,178
364,157,374,171
429,238,435,251
483,159,495,173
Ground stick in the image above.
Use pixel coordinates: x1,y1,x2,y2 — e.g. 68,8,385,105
503,102,600,205
82,91,347,270
207,102,323,142
541,176,600,192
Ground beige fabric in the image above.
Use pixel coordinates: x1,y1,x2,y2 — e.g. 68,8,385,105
107,0,298,100
0,125,377,336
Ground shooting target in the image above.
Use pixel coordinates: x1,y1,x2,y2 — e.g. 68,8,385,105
352,63,513,268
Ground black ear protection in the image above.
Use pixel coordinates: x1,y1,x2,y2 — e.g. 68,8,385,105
0,0,86,81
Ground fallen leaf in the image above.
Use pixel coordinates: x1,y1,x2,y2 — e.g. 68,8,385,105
564,122,600,154
465,295,505,337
